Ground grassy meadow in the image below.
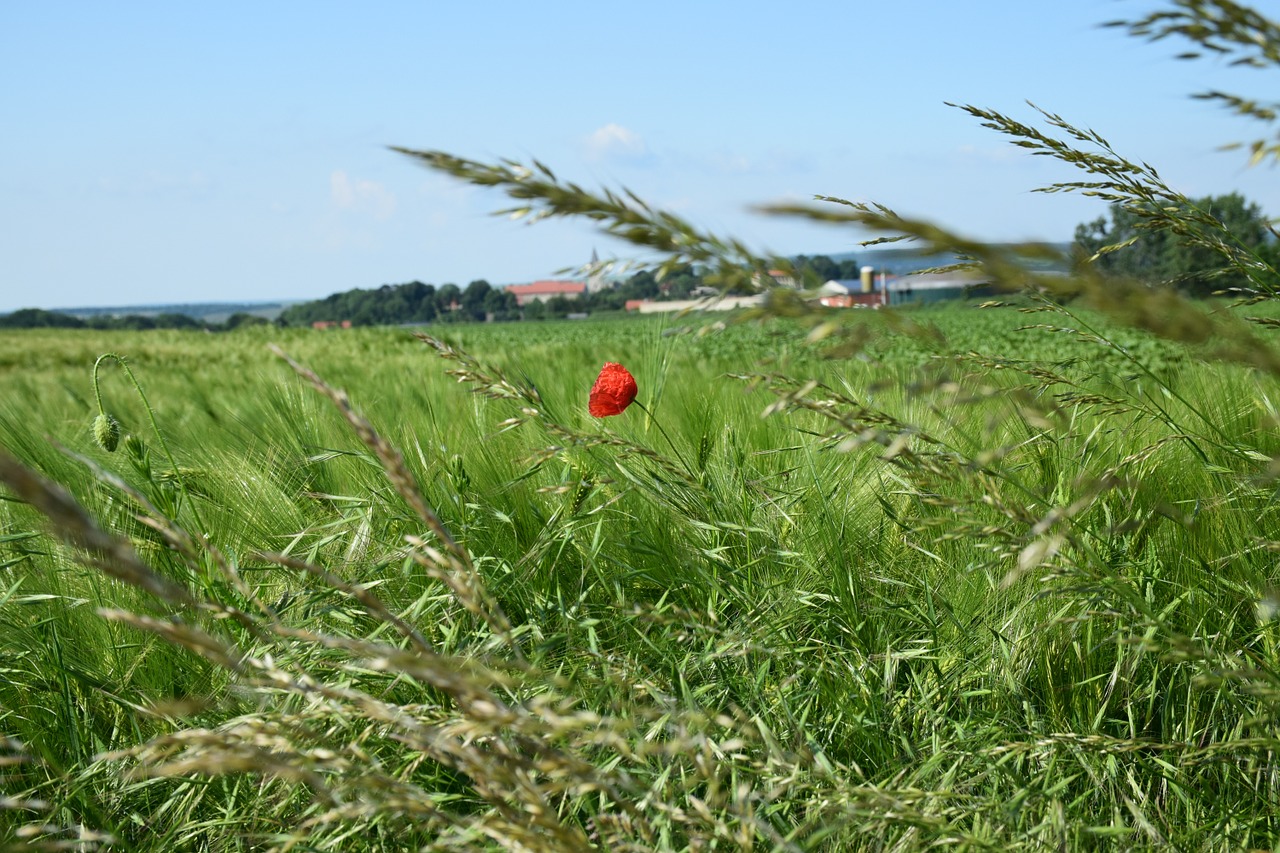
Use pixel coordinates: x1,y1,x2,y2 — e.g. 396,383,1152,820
3,302,1280,849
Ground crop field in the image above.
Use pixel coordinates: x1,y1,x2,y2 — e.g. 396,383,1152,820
3,301,1280,850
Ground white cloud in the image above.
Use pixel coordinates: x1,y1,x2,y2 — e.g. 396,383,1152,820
329,170,397,220
584,123,651,163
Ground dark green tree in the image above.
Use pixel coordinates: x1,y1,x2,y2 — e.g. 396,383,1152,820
659,264,699,299
799,254,840,282
837,259,862,280
620,270,659,300
544,295,573,318
462,280,492,321
482,287,518,321
0,308,85,329
436,284,461,317
402,281,438,323
1075,192,1275,295
224,312,269,329
523,298,546,320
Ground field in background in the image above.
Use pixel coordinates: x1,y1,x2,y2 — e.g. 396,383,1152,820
3,304,1280,849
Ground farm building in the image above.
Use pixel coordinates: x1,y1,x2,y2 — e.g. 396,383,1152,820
504,280,587,307
884,270,995,305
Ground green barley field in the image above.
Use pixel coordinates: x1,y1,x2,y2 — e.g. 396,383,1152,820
3,302,1280,850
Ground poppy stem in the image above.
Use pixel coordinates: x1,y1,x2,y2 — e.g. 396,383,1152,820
631,399,693,476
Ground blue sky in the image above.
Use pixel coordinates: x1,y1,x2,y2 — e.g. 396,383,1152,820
4,1,1280,313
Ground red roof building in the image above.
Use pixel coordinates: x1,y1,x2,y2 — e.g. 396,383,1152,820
505,280,586,306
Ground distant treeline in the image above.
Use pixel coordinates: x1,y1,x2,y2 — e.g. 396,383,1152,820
0,309,272,331
0,255,864,331
278,255,864,327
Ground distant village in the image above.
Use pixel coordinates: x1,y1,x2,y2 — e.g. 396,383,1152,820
505,266,991,316
0,248,1021,331
305,260,999,330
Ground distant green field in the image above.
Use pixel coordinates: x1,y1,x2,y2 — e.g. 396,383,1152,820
3,304,1280,850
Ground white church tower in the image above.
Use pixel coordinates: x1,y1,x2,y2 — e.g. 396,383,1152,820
585,247,607,295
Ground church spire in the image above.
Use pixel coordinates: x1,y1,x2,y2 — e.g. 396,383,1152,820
587,247,603,294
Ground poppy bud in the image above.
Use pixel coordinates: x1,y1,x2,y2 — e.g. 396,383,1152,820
92,413,120,452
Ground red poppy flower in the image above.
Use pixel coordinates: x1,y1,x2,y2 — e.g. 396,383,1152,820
589,362,638,417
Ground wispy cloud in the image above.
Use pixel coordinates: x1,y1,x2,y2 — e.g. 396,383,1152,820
329,170,396,220
584,123,653,165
